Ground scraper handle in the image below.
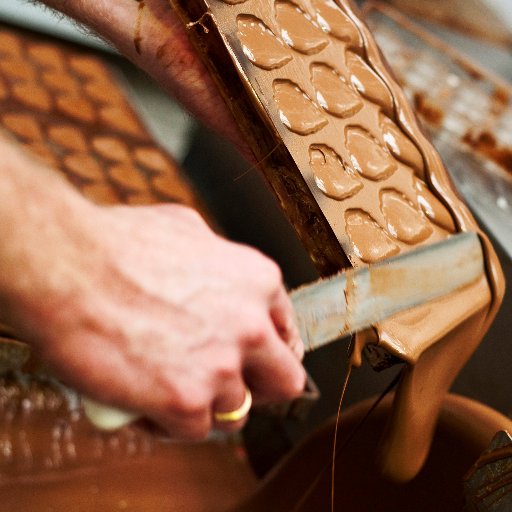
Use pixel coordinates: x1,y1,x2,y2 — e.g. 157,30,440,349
82,398,140,430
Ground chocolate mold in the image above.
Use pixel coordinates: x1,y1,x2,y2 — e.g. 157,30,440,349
0,25,200,209
170,0,504,480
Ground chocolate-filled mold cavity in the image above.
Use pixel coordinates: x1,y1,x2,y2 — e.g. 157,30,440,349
380,113,424,176
309,144,362,200
346,126,397,180
92,136,130,163
13,83,51,112
312,0,363,48
345,209,399,263
275,1,329,55
28,44,65,70
172,0,504,482
310,63,363,118
380,189,432,244
345,50,394,116
273,79,327,134
64,154,103,180
3,113,43,142
236,15,292,70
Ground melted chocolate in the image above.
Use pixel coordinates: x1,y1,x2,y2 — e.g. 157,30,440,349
273,79,328,135
0,375,255,512
0,24,203,210
311,63,363,118
345,50,394,115
237,15,292,70
462,130,512,175
413,178,456,233
312,0,362,47
171,0,505,484
413,92,444,127
346,127,397,180
237,394,512,511
380,113,424,175
0,3,506,506
345,209,399,263
309,144,362,200
275,1,328,55
380,189,432,244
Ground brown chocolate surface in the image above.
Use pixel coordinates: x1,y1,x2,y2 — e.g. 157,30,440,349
0,2,507,507
169,0,504,481
237,394,512,511
0,375,256,512
463,131,512,176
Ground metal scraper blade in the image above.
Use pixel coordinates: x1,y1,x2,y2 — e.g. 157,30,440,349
291,232,484,352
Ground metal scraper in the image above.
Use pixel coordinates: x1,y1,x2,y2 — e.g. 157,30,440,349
292,231,484,352
84,231,485,430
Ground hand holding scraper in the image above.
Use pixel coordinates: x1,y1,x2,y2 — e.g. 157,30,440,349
84,232,485,430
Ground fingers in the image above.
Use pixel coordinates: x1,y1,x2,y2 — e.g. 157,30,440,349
270,286,304,361
149,382,250,438
150,315,305,438
152,407,212,441
212,380,251,433
244,319,307,405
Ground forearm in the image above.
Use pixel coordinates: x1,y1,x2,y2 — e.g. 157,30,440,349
0,134,99,339
40,0,153,59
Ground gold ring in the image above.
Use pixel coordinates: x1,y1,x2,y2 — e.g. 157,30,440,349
214,387,252,422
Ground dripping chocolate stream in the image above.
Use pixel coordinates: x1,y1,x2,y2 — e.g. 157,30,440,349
330,361,352,512
343,1,505,482
287,357,400,512
329,335,398,512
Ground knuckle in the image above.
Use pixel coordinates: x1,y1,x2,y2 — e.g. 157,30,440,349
243,320,270,350
214,358,240,382
245,248,282,283
266,259,283,283
258,258,283,289
184,208,204,224
169,389,208,420
160,203,203,225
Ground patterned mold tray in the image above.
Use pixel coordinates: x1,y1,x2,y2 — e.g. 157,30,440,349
0,24,199,208
185,0,458,272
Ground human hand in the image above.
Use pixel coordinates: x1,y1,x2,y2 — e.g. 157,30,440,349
17,201,305,438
